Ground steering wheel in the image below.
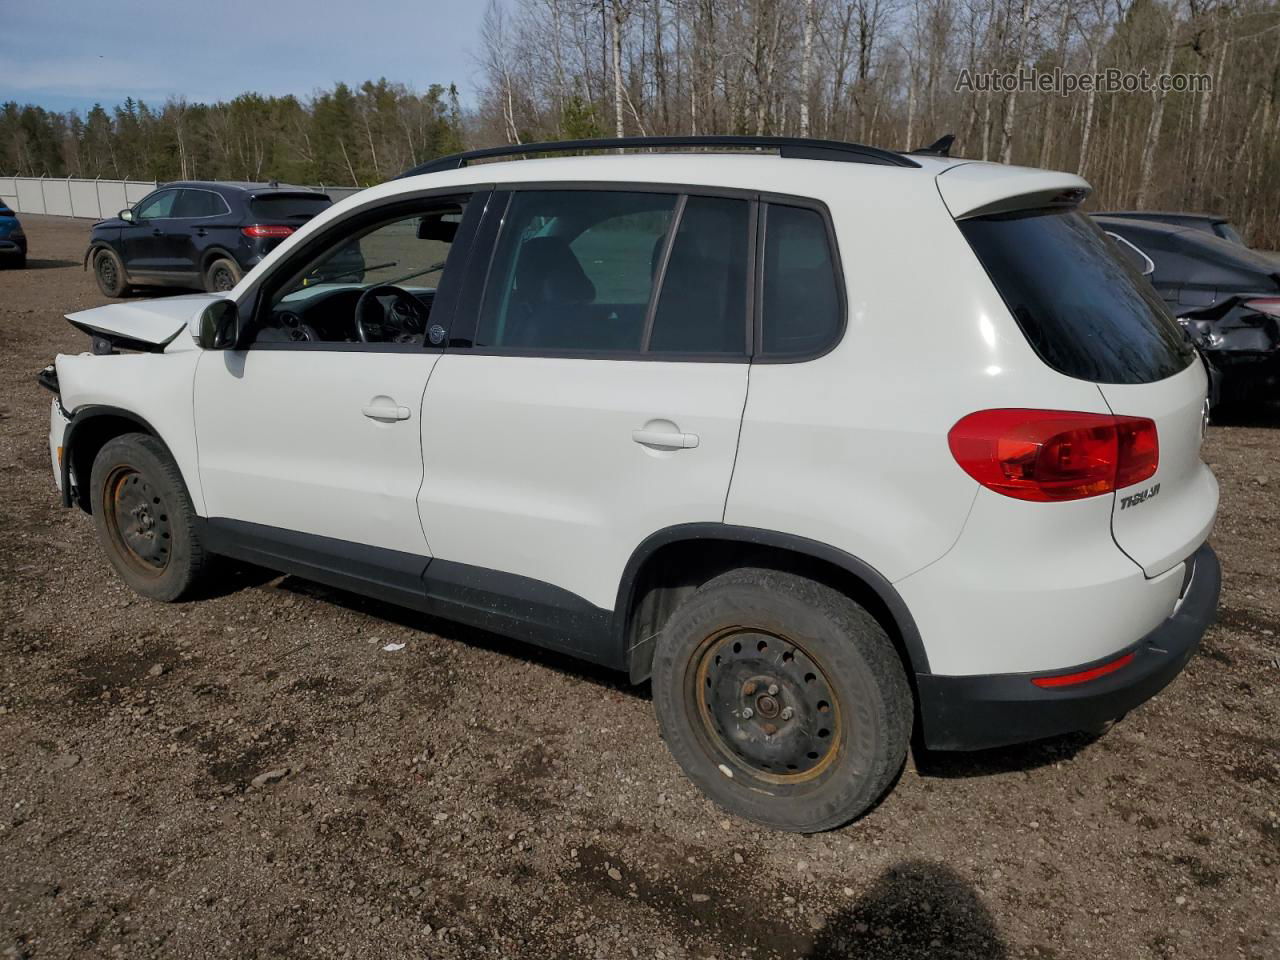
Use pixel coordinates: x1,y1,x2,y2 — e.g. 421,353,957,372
355,284,429,343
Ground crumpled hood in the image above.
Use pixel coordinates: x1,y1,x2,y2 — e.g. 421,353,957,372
66,294,216,350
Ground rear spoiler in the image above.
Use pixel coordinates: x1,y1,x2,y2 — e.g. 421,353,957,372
937,162,1091,220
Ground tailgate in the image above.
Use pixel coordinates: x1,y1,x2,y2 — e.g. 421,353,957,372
1099,362,1218,576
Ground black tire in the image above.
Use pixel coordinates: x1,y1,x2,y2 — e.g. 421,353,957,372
204,256,241,293
89,433,208,602
652,568,913,833
93,247,129,297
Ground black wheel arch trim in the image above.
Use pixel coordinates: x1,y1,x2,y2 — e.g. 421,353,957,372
60,405,165,509
201,247,241,275
613,523,930,681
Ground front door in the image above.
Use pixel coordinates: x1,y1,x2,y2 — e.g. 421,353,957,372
193,191,481,573
417,188,753,631
125,188,181,276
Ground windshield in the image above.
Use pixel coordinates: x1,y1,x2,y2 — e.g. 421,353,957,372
960,209,1195,384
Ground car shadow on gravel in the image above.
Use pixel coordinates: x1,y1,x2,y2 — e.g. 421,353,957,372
805,860,1007,958
912,729,1103,779
270,574,642,696
19,258,79,269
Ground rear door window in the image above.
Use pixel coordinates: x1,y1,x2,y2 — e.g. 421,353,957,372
174,189,228,219
476,190,677,352
760,203,842,357
649,196,750,354
960,210,1194,384
250,194,332,222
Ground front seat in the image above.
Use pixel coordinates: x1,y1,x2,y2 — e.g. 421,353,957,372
504,236,596,348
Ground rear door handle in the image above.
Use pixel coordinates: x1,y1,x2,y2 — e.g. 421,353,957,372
151,228,163,236
632,428,699,449
194,227,207,237
362,402,411,422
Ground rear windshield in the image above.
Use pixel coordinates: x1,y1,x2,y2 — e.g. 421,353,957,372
959,209,1194,384
249,194,331,221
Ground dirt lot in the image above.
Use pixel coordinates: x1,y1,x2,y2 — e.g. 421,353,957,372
0,214,1277,959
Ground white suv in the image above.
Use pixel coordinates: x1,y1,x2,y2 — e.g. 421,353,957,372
43,137,1220,833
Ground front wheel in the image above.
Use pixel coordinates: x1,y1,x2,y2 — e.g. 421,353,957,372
652,568,913,833
93,248,129,297
89,433,209,602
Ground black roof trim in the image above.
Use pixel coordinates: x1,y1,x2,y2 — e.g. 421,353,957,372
398,136,921,179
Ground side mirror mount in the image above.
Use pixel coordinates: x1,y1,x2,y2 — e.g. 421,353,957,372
197,299,241,350
119,208,135,223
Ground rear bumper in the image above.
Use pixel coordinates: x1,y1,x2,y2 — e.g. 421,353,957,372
917,543,1220,750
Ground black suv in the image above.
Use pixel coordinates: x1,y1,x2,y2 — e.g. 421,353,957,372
86,182,335,296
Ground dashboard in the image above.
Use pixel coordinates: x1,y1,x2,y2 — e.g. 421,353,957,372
258,284,437,344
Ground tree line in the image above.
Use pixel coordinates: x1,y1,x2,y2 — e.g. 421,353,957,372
474,0,1280,248
4,0,1278,247
1,80,464,188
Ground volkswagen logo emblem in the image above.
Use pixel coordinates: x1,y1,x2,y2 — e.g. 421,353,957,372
428,324,446,345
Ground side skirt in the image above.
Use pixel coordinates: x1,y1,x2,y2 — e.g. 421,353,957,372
197,518,618,668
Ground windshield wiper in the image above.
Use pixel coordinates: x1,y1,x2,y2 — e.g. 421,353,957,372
309,260,398,284
386,259,448,287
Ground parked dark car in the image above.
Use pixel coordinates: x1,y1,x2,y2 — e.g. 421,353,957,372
84,182,339,296
1093,210,1247,246
1097,215,1280,407
0,201,27,267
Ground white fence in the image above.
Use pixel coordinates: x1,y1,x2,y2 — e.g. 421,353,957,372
0,176,362,220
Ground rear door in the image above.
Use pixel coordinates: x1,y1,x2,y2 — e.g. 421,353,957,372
165,189,229,277
958,208,1217,577
417,187,752,641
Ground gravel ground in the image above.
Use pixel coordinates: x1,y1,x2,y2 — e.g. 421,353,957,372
0,214,1277,960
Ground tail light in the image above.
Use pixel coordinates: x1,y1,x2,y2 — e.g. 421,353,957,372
1243,297,1280,319
242,224,295,239
948,409,1158,502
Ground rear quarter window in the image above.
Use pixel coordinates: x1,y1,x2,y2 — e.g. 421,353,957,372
959,209,1194,384
760,203,842,357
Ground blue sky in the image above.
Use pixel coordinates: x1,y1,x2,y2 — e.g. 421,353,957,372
0,0,489,114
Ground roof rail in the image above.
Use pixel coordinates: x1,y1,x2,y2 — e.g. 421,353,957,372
398,135,921,179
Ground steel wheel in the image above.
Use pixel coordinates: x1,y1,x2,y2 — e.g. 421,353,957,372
97,254,118,289
690,628,843,783
210,265,236,291
101,465,172,577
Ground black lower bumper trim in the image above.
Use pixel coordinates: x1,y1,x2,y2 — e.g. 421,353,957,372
917,543,1221,751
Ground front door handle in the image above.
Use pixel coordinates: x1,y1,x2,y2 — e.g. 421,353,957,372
151,228,163,236
632,428,699,449
362,401,411,422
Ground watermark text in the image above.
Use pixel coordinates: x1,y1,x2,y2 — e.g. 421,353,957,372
956,67,1211,97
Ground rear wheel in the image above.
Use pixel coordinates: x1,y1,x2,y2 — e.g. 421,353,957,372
89,433,208,602
93,248,129,297
652,568,912,833
204,257,241,293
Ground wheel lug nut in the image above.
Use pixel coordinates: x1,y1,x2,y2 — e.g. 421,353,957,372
767,684,779,696
741,707,754,720
780,707,794,720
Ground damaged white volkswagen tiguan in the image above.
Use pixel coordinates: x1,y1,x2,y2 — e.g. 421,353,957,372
41,136,1220,833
